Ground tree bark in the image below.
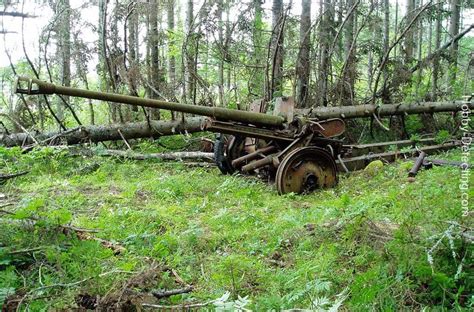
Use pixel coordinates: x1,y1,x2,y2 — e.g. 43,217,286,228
185,0,196,105
98,0,107,86
383,0,389,83
309,100,472,119
0,118,206,147
217,0,225,107
318,0,332,106
58,0,71,123
148,0,161,120
342,0,356,105
296,0,311,108
431,3,442,100
403,0,415,65
270,0,284,99
250,0,265,99
167,0,176,86
448,0,460,84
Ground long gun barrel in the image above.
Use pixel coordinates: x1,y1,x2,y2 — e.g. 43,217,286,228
15,77,285,128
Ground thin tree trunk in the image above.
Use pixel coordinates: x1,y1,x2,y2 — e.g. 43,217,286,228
271,0,284,99
148,0,161,119
167,0,176,86
431,2,442,100
185,0,196,105
394,0,399,58
217,0,225,107
98,0,107,87
448,0,460,85
296,0,311,108
416,0,424,96
58,0,71,124
404,0,415,65
383,0,389,84
342,0,356,105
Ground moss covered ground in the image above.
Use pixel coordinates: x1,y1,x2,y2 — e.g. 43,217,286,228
0,146,472,310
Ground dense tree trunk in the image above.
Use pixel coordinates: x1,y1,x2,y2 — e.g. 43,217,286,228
403,0,415,64
110,1,123,123
431,3,442,100
167,0,176,86
148,0,161,120
383,0,389,84
127,3,139,97
185,0,196,105
270,0,284,99
448,0,460,85
58,0,71,124
217,0,225,107
342,0,356,105
250,0,265,100
98,0,107,87
318,0,332,106
296,0,311,108
416,0,424,95
123,2,139,122
394,0,399,58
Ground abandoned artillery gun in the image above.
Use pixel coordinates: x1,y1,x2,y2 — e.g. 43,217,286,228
16,77,347,195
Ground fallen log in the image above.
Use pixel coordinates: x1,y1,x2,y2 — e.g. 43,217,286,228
152,287,193,299
307,100,472,120
337,141,461,172
0,171,29,183
0,117,206,147
101,150,214,161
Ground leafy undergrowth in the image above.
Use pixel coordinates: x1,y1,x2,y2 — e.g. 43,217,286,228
0,146,472,311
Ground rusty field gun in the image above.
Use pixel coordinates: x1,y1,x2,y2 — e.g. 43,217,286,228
15,78,473,194
16,77,349,195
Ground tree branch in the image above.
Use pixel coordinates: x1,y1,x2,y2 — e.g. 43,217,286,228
411,24,474,73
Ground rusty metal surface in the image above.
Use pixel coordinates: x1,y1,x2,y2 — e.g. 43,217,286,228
231,145,277,168
241,155,276,173
275,147,337,194
16,77,286,127
205,120,294,142
408,152,427,177
308,118,345,138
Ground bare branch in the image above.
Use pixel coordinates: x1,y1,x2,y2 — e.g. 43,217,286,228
0,11,36,18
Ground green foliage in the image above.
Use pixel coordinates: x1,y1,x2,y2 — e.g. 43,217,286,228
436,129,451,144
0,147,471,310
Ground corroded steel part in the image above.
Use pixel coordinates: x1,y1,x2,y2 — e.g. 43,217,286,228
275,147,338,194
15,77,286,127
408,151,427,177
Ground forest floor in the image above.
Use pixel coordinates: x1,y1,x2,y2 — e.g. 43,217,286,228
0,145,472,310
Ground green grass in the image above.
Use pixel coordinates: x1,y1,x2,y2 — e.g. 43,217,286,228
0,146,472,310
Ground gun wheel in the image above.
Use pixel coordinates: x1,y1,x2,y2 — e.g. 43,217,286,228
275,147,337,195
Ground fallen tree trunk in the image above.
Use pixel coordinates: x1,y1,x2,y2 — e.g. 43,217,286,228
308,100,471,119
0,117,206,147
337,141,461,172
101,150,214,161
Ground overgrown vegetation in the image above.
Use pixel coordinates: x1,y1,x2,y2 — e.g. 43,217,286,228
1,147,471,310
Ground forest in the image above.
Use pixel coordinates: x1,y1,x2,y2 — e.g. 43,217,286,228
0,0,473,310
